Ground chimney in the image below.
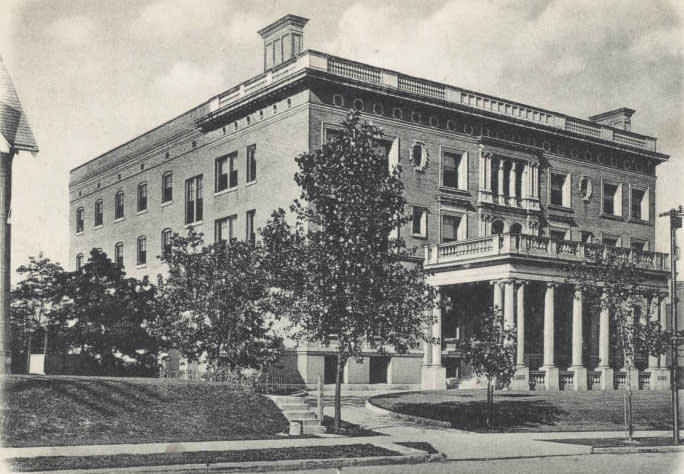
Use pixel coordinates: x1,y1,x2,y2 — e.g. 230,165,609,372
588,107,636,132
258,14,309,71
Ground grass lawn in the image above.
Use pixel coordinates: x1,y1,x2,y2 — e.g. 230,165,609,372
370,389,684,432
2,375,289,447
9,444,400,472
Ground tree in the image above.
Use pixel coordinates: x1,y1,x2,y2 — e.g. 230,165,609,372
10,255,65,372
153,229,282,372
565,249,681,441
261,111,436,431
61,249,158,376
462,307,517,430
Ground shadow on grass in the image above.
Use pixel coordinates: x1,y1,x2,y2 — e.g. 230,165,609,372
321,416,383,437
390,399,565,432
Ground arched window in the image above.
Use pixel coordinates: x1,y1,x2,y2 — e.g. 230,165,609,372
492,220,504,235
115,191,124,219
137,236,147,265
94,199,103,227
137,182,147,212
114,242,124,267
510,223,522,234
76,253,84,270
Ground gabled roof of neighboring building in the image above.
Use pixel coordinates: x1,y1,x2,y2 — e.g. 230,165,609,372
0,55,38,153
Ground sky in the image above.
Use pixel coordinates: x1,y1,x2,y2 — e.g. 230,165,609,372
0,0,682,279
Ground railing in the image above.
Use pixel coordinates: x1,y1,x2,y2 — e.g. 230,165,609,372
398,74,445,99
638,372,651,390
559,371,574,390
459,93,552,124
587,371,602,390
614,130,646,148
614,371,627,389
426,232,669,272
327,57,381,84
565,118,602,138
529,371,545,390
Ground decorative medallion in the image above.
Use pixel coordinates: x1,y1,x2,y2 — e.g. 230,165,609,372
410,140,429,173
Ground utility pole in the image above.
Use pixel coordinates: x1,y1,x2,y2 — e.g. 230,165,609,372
660,205,682,444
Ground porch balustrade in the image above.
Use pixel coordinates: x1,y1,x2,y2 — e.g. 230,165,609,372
425,232,669,272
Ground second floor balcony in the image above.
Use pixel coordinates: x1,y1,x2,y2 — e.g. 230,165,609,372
424,233,669,272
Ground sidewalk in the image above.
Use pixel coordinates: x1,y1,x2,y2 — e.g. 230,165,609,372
2,389,680,464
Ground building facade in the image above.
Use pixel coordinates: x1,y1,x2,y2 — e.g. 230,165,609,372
69,15,672,390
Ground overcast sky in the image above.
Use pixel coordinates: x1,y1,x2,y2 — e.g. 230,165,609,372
1,0,682,277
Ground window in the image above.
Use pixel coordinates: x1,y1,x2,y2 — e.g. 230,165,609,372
602,235,619,247
441,214,462,243
115,191,124,219
215,215,237,242
550,172,570,207
162,172,173,203
412,207,427,237
215,155,228,192
229,153,238,188
246,209,256,243
76,207,84,233
631,240,646,252
492,220,504,235
161,228,172,254
550,229,567,241
510,223,522,234
94,199,103,227
602,181,622,216
185,176,203,224
114,242,123,267
76,253,84,270
137,182,147,212
630,187,649,221
442,150,468,190
137,236,147,265
580,231,594,243
246,145,256,183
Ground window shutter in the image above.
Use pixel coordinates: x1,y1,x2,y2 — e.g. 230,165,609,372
615,183,623,216
642,188,650,221
563,173,571,207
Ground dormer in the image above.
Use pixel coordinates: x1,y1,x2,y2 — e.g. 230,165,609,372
258,14,309,71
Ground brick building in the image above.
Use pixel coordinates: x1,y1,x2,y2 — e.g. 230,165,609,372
69,15,673,390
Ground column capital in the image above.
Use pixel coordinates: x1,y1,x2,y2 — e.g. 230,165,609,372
515,279,528,288
573,287,583,299
545,281,559,289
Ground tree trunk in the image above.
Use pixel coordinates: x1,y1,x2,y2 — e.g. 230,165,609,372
25,331,31,373
42,329,48,375
334,348,344,432
486,378,493,430
625,363,634,441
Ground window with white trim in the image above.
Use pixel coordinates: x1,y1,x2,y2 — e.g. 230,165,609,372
441,213,466,243
246,210,256,243
76,207,84,233
114,191,124,219
602,180,622,216
215,215,237,242
630,186,649,221
185,175,203,224
94,199,103,227
114,242,124,267
76,253,84,270
246,145,256,183
550,171,571,207
161,228,172,254
442,150,468,190
136,236,147,265
137,182,147,212
412,207,427,238
162,172,173,203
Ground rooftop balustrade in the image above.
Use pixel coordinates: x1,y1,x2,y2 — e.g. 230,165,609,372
204,51,658,152
424,233,669,272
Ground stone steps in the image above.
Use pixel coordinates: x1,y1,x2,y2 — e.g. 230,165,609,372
270,393,326,435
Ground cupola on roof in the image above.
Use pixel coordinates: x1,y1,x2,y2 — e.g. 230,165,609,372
258,14,309,71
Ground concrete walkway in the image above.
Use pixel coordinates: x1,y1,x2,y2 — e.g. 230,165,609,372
1,389,680,465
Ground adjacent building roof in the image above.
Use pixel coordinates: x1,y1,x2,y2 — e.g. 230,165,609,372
0,55,38,153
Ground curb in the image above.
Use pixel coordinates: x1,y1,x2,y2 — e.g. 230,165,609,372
364,399,452,428
592,445,684,454
16,453,446,473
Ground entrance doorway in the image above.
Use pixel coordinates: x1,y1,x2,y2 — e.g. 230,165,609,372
369,356,390,384
324,355,337,384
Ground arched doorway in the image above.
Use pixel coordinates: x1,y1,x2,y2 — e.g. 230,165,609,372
492,220,504,235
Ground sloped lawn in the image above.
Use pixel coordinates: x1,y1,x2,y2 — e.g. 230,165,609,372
370,389,684,432
2,375,289,447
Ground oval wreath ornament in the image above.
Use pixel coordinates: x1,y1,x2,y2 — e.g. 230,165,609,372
578,175,593,201
410,140,429,172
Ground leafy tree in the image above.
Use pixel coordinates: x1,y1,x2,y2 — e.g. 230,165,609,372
10,255,65,372
462,307,517,430
565,249,682,441
153,229,282,372
261,111,436,431
61,249,158,375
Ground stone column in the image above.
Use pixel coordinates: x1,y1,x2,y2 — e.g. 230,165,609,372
423,322,432,366
504,280,515,328
479,149,486,189
598,292,614,390
542,282,559,390
492,280,503,311
571,288,587,390
497,159,505,202
521,163,529,199
421,287,446,390
485,153,492,191
508,162,518,205
511,280,529,390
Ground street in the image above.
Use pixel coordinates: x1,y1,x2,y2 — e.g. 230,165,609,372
267,452,684,474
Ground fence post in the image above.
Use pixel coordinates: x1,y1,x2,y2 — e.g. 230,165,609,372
317,375,324,425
